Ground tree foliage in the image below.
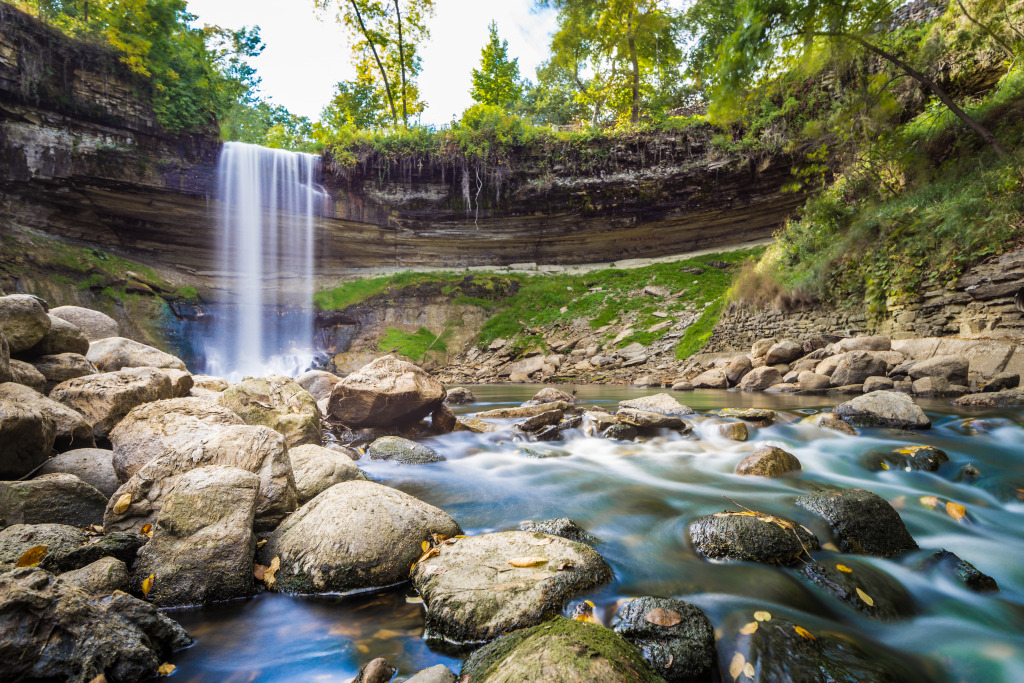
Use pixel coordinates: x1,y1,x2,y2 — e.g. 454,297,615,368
471,21,523,109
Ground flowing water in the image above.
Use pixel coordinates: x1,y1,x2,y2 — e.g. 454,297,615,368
202,142,326,380
166,386,1024,682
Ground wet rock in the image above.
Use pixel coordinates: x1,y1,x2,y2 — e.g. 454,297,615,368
50,305,120,341
366,435,444,464
289,444,362,504
671,381,694,392
355,657,396,683
830,351,888,387
983,372,1019,392
0,382,94,452
31,352,97,393
412,530,612,644
476,401,573,419
619,393,694,416
524,387,579,406
58,556,128,595
0,474,106,528
327,356,446,428
444,386,476,404
0,523,88,565
0,294,50,352
616,408,687,431
39,448,119,497
719,422,749,441
131,465,259,606
41,531,148,574
51,367,173,439
9,358,46,392
764,340,803,365
455,416,499,433
105,424,295,533
724,355,753,385
295,369,342,401
798,561,913,620
0,566,191,681
260,480,461,594
833,390,930,430
862,446,948,472
461,617,663,682
740,367,783,392
916,549,998,592
691,368,729,389
835,335,891,353
518,518,598,544
797,371,831,391
751,339,774,359
110,397,244,481
717,408,776,425
908,355,969,386
796,488,917,557
86,337,186,372
26,314,90,356
0,392,56,478
954,388,1024,407
404,664,457,682
817,414,858,435
603,422,638,440
735,445,801,477
219,374,322,447
516,408,564,434
689,511,818,565
862,376,894,393
432,403,457,433
614,596,715,683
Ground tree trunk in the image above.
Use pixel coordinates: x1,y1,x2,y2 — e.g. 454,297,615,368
627,10,640,124
395,0,408,127
351,0,397,124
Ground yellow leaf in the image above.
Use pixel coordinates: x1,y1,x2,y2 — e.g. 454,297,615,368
644,608,682,627
421,540,430,553
836,564,853,573
794,625,815,640
405,595,423,604
16,545,47,567
142,574,155,596
264,556,280,589
946,501,967,522
141,523,152,537
856,588,875,607
157,663,175,676
880,462,889,470
729,652,746,680
739,622,758,635
919,495,939,509
753,610,771,622
822,542,840,552
743,662,755,678
508,556,547,567
113,492,132,515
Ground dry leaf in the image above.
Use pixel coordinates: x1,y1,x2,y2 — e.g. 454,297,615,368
421,540,431,553
256,539,267,548
920,495,939,509
739,622,758,635
753,610,771,622
264,556,280,589
157,663,175,676
141,524,153,537
142,574,155,596
822,542,840,552
743,662,755,678
418,547,440,563
113,492,132,515
88,524,104,534
729,652,746,680
794,625,815,640
558,562,574,571
405,595,423,604
508,556,547,567
946,501,967,522
644,608,682,627
855,588,875,607
16,545,47,567
432,533,449,544
253,564,267,581
836,564,853,574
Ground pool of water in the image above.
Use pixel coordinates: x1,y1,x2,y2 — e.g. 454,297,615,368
167,386,1024,681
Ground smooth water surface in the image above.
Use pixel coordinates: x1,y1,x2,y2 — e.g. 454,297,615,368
169,386,1024,681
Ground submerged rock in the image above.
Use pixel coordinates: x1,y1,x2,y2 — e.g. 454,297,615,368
832,391,930,430
798,560,914,621
366,435,444,464
613,596,715,683
518,518,598,545
618,393,694,416
0,473,107,528
689,511,819,566
796,488,917,557
719,422,749,441
735,445,801,477
404,664,457,682
861,446,949,472
50,305,120,342
916,549,998,592
327,355,446,428
219,374,322,447
86,337,186,372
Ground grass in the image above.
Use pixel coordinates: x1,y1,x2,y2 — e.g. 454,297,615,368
676,298,725,359
377,326,448,361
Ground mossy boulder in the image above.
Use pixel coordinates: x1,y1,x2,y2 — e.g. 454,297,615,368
0,524,88,565
219,374,322,447
796,488,918,557
689,511,819,566
0,474,107,528
613,597,715,682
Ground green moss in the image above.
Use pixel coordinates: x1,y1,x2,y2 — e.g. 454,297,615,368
676,298,725,360
173,285,199,300
377,327,448,362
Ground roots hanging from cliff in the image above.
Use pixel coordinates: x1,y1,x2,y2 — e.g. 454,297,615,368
474,167,483,228
461,165,471,218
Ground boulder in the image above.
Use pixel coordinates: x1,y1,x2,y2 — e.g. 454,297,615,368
719,422,749,441
796,488,918,557
751,339,774,358
260,480,460,594
26,315,90,356
764,340,803,365
327,356,445,428
633,374,661,388
355,658,397,683
797,371,831,391
0,326,9,384
830,351,888,387
671,381,694,392
798,560,913,620
289,444,362,504
717,408,775,425
983,372,1020,392
431,403,457,433
412,530,613,644
518,518,598,545
455,416,499,433
51,368,173,439
516,409,564,433
791,357,820,374
524,387,579,406
955,388,1024,407
862,376,894,393
9,359,46,392
739,366,783,392
0,382,94,451
86,337,187,372
735,445,801,477
614,596,715,682
618,393,694,416
192,374,229,392
131,465,260,606
818,413,858,435
476,402,572,419
0,393,56,478
0,474,107,528
835,335,891,353
724,355,753,385
219,374,322,447
602,422,638,440
39,448,119,497
689,511,819,565
461,617,662,683
0,523,88,565
31,352,97,392
38,531,148,575
908,355,969,386
50,306,120,341
160,369,194,397
691,368,728,389
57,557,129,595
861,446,948,472
616,408,687,431
366,436,444,464
833,391,930,430
405,665,457,683
295,369,342,402
444,386,476,404
912,376,966,397
104,424,295,533
0,294,50,352
917,550,998,592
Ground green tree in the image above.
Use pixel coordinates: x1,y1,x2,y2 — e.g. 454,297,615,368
470,21,523,109
320,59,391,130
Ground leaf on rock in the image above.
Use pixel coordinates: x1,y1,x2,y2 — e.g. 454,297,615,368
743,662,755,678
794,625,816,640
508,556,547,567
141,523,153,537
558,562,574,571
729,652,746,680
836,564,853,573
142,573,155,596
265,556,280,589
822,542,840,552
421,540,431,553
157,663,176,676
946,501,967,522
739,621,758,635
253,564,267,581
16,545,47,567
644,608,682,627
113,492,132,515
855,588,875,607
753,610,771,622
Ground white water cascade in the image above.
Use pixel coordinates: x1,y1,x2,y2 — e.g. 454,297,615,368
204,142,326,380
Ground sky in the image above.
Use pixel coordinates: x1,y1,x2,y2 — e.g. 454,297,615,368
186,0,558,126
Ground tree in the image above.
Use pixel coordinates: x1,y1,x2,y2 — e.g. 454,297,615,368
320,58,391,130
470,21,523,109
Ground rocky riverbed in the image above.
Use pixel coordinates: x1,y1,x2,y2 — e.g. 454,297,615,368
2,294,1023,682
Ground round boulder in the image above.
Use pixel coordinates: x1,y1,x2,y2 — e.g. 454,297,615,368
834,335,891,353
31,353,97,393
795,488,918,557
614,597,715,683
0,473,107,528
690,368,728,389
57,556,129,596
0,294,50,352
518,518,598,545
689,511,819,565
861,445,948,473
9,359,45,392
0,395,56,478
833,391,930,430
830,351,888,387
39,448,119,497
50,305,120,342
289,443,363,504
0,382,95,452
740,366,783,392
524,387,579,406
327,355,446,428
50,368,173,439
218,374,321,447
735,445,801,477
86,337,186,373
366,436,444,464
26,315,89,357
295,369,342,402
0,523,89,564
764,340,803,365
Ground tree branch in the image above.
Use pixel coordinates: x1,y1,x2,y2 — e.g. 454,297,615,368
350,0,397,124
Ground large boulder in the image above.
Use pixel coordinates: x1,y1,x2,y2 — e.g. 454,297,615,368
616,408,687,431
0,474,107,528
907,355,970,386
86,337,186,373
798,560,913,621
690,368,729,389
835,335,891,353
763,340,803,365
830,351,888,387
735,445,801,477
58,556,129,596
0,294,50,352
0,566,191,682
444,387,476,405
739,366,783,392
618,393,694,416
50,305,120,341
295,369,342,402
0,523,88,565
260,480,460,594
131,465,260,607
26,315,90,356
614,597,715,683
689,511,819,565
751,339,774,358
110,397,244,481
51,368,173,439
0,394,56,478
39,448,119,497
0,382,94,451
460,617,663,683
524,387,579,406
327,356,445,428
797,371,831,392
954,388,1024,407
833,391,930,430
796,488,918,557
289,444,363,504
31,352,97,393
412,530,613,644
219,374,321,447
366,435,444,464
9,359,46,392
723,355,753,385
104,425,295,533
160,369,194,398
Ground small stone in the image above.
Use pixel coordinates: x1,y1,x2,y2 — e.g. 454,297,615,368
735,445,801,477
719,422,749,441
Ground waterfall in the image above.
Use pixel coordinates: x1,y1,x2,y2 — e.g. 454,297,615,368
204,142,326,380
